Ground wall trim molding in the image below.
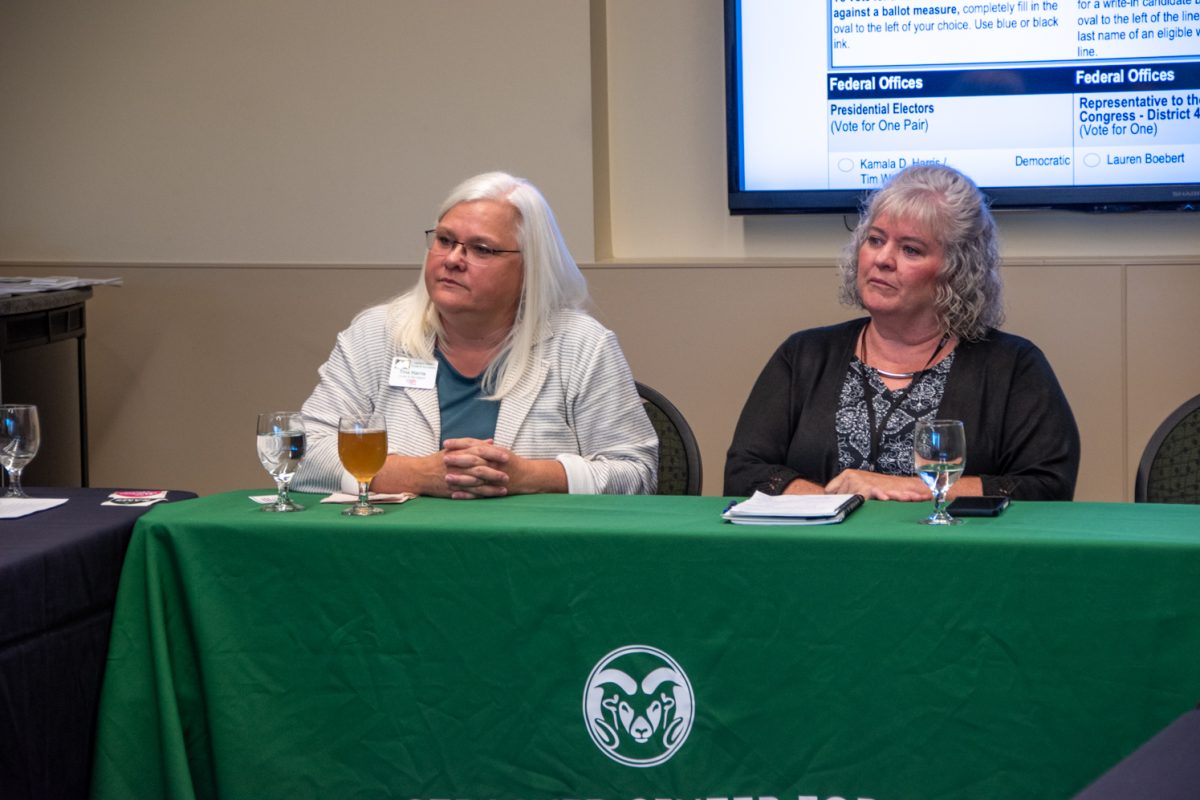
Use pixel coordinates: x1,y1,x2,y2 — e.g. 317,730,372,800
4,256,1199,272
584,256,1200,269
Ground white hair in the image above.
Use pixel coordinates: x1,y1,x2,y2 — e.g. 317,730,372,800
387,172,589,398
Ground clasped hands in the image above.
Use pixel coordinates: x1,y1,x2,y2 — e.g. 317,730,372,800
439,437,520,499
426,437,566,499
371,438,565,499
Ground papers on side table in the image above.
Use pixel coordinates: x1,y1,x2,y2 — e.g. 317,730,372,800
722,491,864,525
0,497,69,519
0,276,123,296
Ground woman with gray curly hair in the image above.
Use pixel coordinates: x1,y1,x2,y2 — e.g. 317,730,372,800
725,164,1079,501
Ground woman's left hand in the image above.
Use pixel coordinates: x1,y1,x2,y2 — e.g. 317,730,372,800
824,469,930,501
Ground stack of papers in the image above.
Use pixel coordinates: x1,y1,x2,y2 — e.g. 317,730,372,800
722,491,864,525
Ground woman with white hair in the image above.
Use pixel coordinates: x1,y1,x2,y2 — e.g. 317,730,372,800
297,171,657,498
725,164,1080,501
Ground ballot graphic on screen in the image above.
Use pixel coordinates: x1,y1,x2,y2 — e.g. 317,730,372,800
729,0,1200,212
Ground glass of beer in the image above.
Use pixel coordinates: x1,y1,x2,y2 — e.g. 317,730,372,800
338,412,388,516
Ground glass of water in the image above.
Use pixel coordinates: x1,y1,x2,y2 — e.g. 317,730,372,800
256,411,306,512
914,419,966,526
0,405,40,498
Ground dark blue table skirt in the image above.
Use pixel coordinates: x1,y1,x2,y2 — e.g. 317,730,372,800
0,487,196,800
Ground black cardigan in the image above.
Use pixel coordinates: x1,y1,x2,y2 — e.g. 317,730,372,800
724,318,1081,500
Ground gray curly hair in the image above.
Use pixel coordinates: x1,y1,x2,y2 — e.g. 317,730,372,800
838,164,1004,341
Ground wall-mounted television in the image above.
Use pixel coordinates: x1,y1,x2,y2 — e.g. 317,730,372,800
725,0,1200,214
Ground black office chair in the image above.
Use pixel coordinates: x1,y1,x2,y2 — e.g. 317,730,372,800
636,381,702,496
1135,392,1200,503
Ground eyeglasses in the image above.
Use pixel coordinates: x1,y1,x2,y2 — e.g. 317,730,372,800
424,230,521,264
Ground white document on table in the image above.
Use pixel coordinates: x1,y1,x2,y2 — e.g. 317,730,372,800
0,497,69,518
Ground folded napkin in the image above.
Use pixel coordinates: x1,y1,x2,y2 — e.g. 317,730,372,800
320,491,417,504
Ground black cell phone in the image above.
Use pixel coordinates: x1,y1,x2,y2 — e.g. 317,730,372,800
946,496,1010,517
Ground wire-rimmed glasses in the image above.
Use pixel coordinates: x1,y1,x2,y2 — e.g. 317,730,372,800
424,229,520,265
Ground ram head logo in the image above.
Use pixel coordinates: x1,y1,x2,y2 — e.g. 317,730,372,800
583,645,694,767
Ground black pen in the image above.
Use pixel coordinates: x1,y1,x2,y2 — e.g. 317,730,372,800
836,494,865,515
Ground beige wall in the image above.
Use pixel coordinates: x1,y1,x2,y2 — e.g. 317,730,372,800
0,0,597,262
2,1,1198,500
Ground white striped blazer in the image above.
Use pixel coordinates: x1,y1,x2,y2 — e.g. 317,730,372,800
295,305,658,495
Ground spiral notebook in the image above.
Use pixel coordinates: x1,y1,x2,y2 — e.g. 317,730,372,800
722,491,864,525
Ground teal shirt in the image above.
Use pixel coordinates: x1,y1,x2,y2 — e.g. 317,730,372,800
435,350,500,443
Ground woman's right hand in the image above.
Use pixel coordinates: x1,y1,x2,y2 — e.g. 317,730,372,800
781,477,828,495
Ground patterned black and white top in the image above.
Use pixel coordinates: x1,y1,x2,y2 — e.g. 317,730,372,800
725,319,1080,500
836,353,956,474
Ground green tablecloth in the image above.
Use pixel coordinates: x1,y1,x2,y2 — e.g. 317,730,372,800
90,493,1200,800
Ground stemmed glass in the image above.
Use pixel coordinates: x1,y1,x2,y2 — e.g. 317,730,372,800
338,413,388,516
914,419,966,526
0,405,40,498
256,412,306,512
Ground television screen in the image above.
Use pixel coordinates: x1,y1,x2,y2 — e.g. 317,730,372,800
726,0,1200,213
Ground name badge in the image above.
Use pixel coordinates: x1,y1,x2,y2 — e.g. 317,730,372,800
388,357,437,389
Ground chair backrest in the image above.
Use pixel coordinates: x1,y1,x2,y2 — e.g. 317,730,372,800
1135,392,1200,503
636,381,703,496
